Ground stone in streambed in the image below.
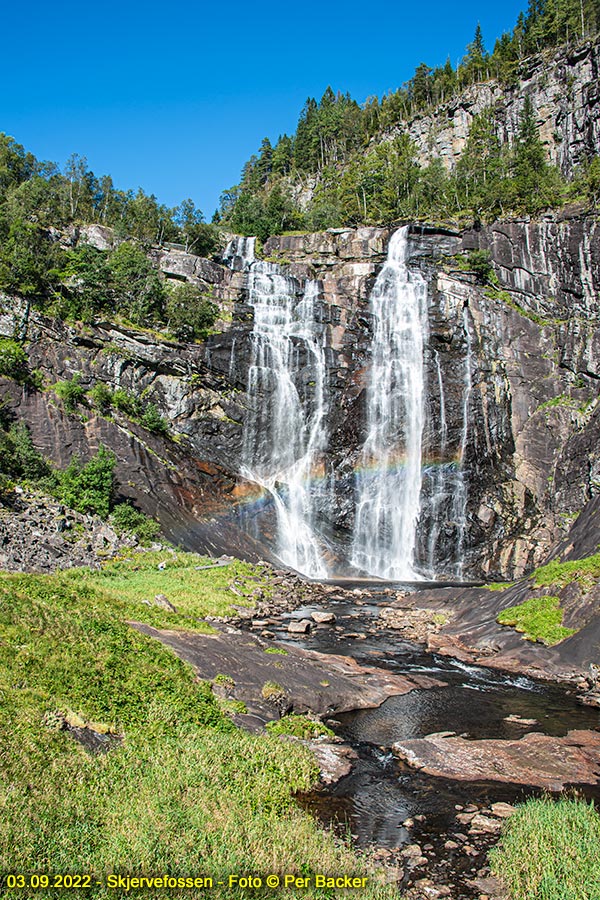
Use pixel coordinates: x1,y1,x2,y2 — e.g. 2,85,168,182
288,619,312,634
469,814,502,834
392,730,600,789
490,802,516,818
311,610,336,624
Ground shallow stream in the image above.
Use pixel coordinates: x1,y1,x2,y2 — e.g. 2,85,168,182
258,584,600,896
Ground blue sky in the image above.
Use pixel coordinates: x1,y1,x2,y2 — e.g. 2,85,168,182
1,0,526,218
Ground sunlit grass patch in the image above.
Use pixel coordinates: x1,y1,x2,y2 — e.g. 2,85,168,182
531,551,600,592
496,595,576,646
490,796,600,900
266,715,335,740
65,550,272,625
0,570,394,899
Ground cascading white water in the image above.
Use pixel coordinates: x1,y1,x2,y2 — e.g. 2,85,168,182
236,240,328,578
425,350,449,574
422,312,472,579
350,226,428,580
222,231,472,581
451,306,473,577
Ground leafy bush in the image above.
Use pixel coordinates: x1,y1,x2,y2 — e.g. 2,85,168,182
108,242,166,326
111,387,142,418
266,715,335,740
467,249,495,284
57,445,115,518
109,502,161,545
88,382,113,414
165,282,219,342
140,403,169,435
0,339,29,382
0,421,53,483
54,374,86,412
54,244,112,322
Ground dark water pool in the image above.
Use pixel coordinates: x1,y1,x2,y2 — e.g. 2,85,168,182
263,591,600,855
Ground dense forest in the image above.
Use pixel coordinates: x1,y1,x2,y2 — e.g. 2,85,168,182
218,0,600,238
0,136,222,332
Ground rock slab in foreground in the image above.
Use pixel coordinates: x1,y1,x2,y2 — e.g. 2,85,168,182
392,729,600,790
130,623,444,719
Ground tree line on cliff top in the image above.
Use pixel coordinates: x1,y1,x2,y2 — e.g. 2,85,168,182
0,135,221,333
218,0,600,238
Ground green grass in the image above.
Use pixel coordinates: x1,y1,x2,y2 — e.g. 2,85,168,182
531,552,600,592
490,796,600,900
66,551,272,626
0,570,394,899
496,595,576,645
266,716,335,741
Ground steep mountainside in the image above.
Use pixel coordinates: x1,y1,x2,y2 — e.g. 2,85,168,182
1,213,598,580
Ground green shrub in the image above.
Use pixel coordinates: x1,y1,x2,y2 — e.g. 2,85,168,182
108,242,166,326
0,421,53,483
109,502,161,545
111,387,142,418
165,282,219,342
88,382,114,414
468,249,495,284
266,715,335,740
0,339,29,382
54,374,86,412
57,445,115,518
140,403,169,435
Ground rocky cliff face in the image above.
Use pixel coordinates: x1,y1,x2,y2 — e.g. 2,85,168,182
1,216,598,580
388,39,600,177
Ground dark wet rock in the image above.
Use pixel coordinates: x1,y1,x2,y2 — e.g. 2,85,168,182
66,725,121,755
392,729,600,789
129,624,445,722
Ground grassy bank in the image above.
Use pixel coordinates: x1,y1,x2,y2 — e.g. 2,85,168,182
531,552,600,591
67,550,272,626
496,595,576,645
490,796,600,900
0,560,393,899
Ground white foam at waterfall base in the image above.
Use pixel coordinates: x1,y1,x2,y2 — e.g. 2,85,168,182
351,226,428,580
238,247,328,578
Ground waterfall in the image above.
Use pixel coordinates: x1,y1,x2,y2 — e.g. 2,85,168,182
421,307,472,579
233,239,328,578
425,351,449,574
350,226,428,580
451,305,473,577
221,231,473,582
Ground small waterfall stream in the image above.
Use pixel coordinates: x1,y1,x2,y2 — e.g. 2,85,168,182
232,237,329,578
350,226,428,580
